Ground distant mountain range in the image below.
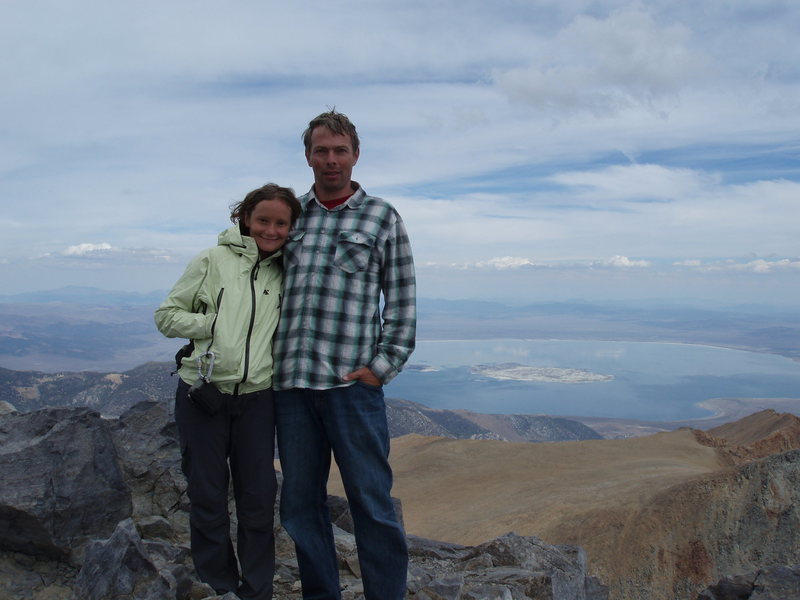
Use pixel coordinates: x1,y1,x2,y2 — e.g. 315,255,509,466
2,287,799,375
0,285,166,305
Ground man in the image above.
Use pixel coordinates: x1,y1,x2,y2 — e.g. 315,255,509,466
273,110,416,600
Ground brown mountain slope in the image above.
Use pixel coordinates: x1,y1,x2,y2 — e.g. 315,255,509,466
324,410,800,600
708,408,800,458
381,428,724,545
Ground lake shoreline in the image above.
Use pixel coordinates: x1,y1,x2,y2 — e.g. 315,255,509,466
395,338,800,430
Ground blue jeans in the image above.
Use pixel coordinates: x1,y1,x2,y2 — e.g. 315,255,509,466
275,383,408,600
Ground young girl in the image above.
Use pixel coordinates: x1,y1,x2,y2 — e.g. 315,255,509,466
155,183,301,600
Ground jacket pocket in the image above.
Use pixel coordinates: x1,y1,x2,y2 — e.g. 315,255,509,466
334,231,375,273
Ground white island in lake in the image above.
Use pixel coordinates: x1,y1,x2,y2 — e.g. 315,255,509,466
471,363,613,383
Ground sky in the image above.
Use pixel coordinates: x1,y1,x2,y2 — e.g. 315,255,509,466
1,0,799,307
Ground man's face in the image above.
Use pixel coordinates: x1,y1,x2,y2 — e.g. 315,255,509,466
306,126,359,199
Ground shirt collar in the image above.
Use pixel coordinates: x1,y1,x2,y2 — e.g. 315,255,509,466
307,181,365,210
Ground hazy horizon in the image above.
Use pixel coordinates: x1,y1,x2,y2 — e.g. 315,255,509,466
1,283,798,312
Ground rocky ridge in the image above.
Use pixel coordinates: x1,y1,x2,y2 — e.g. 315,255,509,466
370,410,800,600
387,397,603,442
0,399,608,600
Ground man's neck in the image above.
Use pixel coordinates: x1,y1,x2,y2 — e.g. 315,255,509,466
314,181,356,208
320,194,352,210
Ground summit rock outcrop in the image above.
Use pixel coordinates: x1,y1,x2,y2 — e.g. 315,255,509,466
0,400,607,599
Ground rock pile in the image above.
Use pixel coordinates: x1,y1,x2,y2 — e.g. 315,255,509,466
0,400,608,599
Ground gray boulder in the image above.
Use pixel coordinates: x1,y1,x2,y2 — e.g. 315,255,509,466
0,406,131,561
75,518,174,600
406,532,608,600
109,399,188,534
697,563,800,599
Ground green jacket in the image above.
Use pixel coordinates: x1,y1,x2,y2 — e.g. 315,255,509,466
154,225,282,395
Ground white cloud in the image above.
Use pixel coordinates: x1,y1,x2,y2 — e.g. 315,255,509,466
62,243,113,257
673,259,702,267
669,258,800,274
421,255,655,271
492,6,703,116
44,244,178,265
475,256,540,270
594,256,651,268
731,259,800,274
547,164,717,202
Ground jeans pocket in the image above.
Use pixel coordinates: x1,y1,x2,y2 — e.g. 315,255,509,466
354,379,383,391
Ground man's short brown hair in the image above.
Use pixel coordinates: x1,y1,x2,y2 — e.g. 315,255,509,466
302,109,360,155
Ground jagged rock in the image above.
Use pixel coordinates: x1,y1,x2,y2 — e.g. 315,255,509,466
109,400,188,533
137,514,180,542
0,551,77,599
74,518,177,599
406,532,608,600
697,563,800,599
473,533,587,597
319,500,604,599
0,406,131,562
606,448,800,599
0,400,16,415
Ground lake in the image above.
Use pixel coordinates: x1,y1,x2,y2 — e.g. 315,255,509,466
388,340,800,421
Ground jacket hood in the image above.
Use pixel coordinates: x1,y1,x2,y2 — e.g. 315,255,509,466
217,224,282,260
218,224,250,249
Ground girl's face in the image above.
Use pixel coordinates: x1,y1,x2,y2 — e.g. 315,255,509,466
243,199,292,256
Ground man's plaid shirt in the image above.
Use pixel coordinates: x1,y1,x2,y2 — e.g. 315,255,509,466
273,184,416,390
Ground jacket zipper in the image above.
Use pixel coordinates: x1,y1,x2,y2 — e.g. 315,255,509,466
210,288,225,336
236,259,261,394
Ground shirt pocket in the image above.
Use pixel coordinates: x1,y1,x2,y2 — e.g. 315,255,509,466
282,231,305,267
334,231,376,273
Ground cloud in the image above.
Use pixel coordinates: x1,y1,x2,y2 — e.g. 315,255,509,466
420,256,543,271
547,164,718,202
42,244,177,265
671,258,800,274
421,255,654,271
673,259,702,267
475,256,540,270
492,6,703,116
62,243,113,257
593,256,651,268
726,259,800,274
